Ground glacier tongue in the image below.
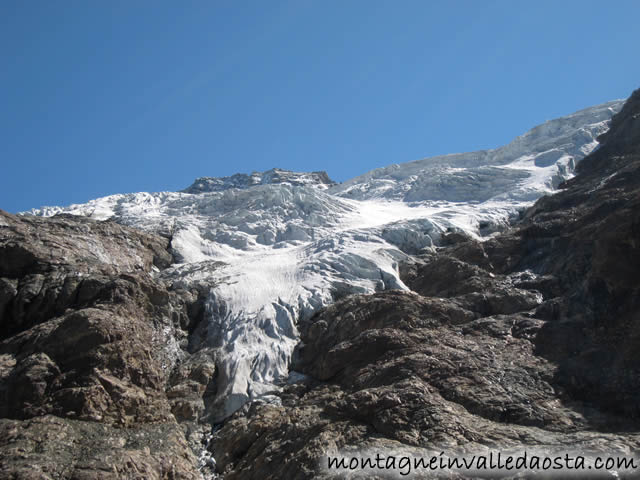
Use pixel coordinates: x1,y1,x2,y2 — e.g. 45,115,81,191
26,99,624,421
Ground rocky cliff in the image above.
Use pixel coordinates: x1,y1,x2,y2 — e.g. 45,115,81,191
0,213,209,478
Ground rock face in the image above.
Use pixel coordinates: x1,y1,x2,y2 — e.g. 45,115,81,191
209,92,640,479
0,213,209,479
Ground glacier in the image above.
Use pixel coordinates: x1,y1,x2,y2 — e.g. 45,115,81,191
27,99,624,422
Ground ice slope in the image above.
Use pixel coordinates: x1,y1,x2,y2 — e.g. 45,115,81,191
27,99,624,421
331,100,622,202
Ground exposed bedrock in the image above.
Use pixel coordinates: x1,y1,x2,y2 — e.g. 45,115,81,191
0,212,212,479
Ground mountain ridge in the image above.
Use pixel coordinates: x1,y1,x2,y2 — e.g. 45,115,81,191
182,168,336,194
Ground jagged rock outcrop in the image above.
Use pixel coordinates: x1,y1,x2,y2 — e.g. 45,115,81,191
209,92,640,479
0,212,211,479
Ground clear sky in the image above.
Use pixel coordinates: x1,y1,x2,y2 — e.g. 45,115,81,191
1,1,639,213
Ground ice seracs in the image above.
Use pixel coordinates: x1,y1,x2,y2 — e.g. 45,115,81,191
26,99,625,421
182,168,335,194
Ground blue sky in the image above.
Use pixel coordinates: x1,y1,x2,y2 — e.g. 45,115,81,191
1,1,639,213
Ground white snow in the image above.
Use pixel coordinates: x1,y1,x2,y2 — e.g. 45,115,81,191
25,99,624,421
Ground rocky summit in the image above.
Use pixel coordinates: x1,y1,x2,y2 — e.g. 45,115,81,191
1,90,639,479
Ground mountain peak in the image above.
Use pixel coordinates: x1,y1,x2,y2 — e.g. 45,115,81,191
182,168,336,194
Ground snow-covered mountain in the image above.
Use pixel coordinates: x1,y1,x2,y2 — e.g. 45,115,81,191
27,99,624,422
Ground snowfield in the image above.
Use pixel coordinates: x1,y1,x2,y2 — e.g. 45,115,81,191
27,99,624,421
